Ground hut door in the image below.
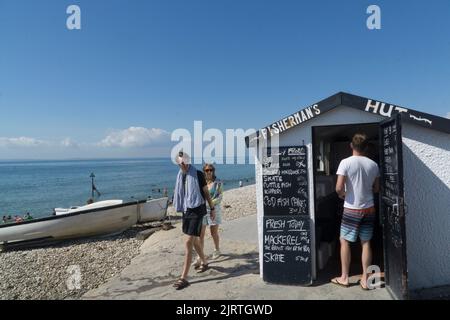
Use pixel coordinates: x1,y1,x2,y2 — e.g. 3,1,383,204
379,114,408,299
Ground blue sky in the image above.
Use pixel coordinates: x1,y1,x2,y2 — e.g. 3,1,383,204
1,0,449,159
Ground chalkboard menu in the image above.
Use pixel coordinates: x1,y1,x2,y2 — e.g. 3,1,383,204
262,146,309,216
262,216,312,285
381,123,400,204
380,115,408,300
380,116,405,249
261,146,312,285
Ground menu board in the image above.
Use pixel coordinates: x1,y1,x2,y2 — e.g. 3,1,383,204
261,146,312,285
382,123,400,203
262,216,312,285
381,117,404,249
262,146,309,216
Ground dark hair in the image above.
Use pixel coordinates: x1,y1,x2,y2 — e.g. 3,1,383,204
351,133,369,153
203,163,216,182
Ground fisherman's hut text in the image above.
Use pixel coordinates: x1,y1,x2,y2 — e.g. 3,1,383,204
176,304,273,317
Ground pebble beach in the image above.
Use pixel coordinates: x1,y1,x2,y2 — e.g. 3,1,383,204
0,184,256,300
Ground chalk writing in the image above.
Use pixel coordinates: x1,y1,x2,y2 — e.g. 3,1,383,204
262,146,309,216
381,120,403,249
263,216,311,284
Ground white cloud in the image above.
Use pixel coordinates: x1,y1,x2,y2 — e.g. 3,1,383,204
0,137,80,148
0,128,172,159
98,127,170,148
60,138,79,148
0,136,48,147
446,112,450,119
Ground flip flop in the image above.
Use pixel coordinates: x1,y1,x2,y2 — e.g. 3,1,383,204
331,278,349,288
173,278,190,290
359,280,370,291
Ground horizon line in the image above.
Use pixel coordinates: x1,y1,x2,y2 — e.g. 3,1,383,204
0,156,252,162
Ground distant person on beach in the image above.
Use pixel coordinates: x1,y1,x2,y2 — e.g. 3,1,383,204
86,198,94,204
24,212,33,220
14,215,23,223
331,133,379,290
2,216,6,224
172,151,216,290
196,164,223,263
239,180,243,187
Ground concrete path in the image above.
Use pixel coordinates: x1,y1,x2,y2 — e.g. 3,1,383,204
83,214,392,300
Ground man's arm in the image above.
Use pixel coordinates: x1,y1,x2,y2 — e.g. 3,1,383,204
372,177,380,194
203,185,216,221
336,175,346,199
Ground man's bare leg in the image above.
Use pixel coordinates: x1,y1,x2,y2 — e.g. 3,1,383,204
181,235,195,279
337,237,351,285
361,240,372,288
198,226,207,256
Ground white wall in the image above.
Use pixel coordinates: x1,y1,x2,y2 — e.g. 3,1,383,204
254,105,384,279
255,155,264,276
402,123,450,291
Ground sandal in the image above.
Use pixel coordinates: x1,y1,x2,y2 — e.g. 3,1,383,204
331,277,349,288
173,278,190,290
196,264,209,273
359,280,370,291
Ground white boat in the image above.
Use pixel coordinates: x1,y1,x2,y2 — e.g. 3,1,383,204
138,197,169,223
54,200,124,216
0,198,168,246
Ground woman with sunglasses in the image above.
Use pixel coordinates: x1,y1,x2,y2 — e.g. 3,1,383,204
198,163,223,261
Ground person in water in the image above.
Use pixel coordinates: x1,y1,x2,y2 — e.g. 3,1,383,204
24,212,33,220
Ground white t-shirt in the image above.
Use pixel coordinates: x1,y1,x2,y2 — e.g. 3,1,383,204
336,156,379,209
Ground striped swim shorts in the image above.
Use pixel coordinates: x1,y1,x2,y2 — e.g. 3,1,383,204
340,207,376,242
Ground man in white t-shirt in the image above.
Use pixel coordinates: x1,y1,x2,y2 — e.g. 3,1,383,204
331,133,379,290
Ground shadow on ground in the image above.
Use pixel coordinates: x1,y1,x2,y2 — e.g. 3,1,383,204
97,251,260,297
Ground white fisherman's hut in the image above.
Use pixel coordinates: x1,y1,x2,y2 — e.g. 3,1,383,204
245,92,450,299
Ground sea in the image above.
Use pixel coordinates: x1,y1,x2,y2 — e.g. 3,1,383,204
0,158,255,219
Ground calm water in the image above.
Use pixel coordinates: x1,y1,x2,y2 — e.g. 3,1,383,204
0,158,255,219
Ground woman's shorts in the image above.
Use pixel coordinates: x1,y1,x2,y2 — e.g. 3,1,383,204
340,207,376,242
182,204,207,237
202,207,222,226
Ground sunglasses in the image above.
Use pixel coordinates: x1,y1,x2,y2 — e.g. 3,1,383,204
204,169,213,172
